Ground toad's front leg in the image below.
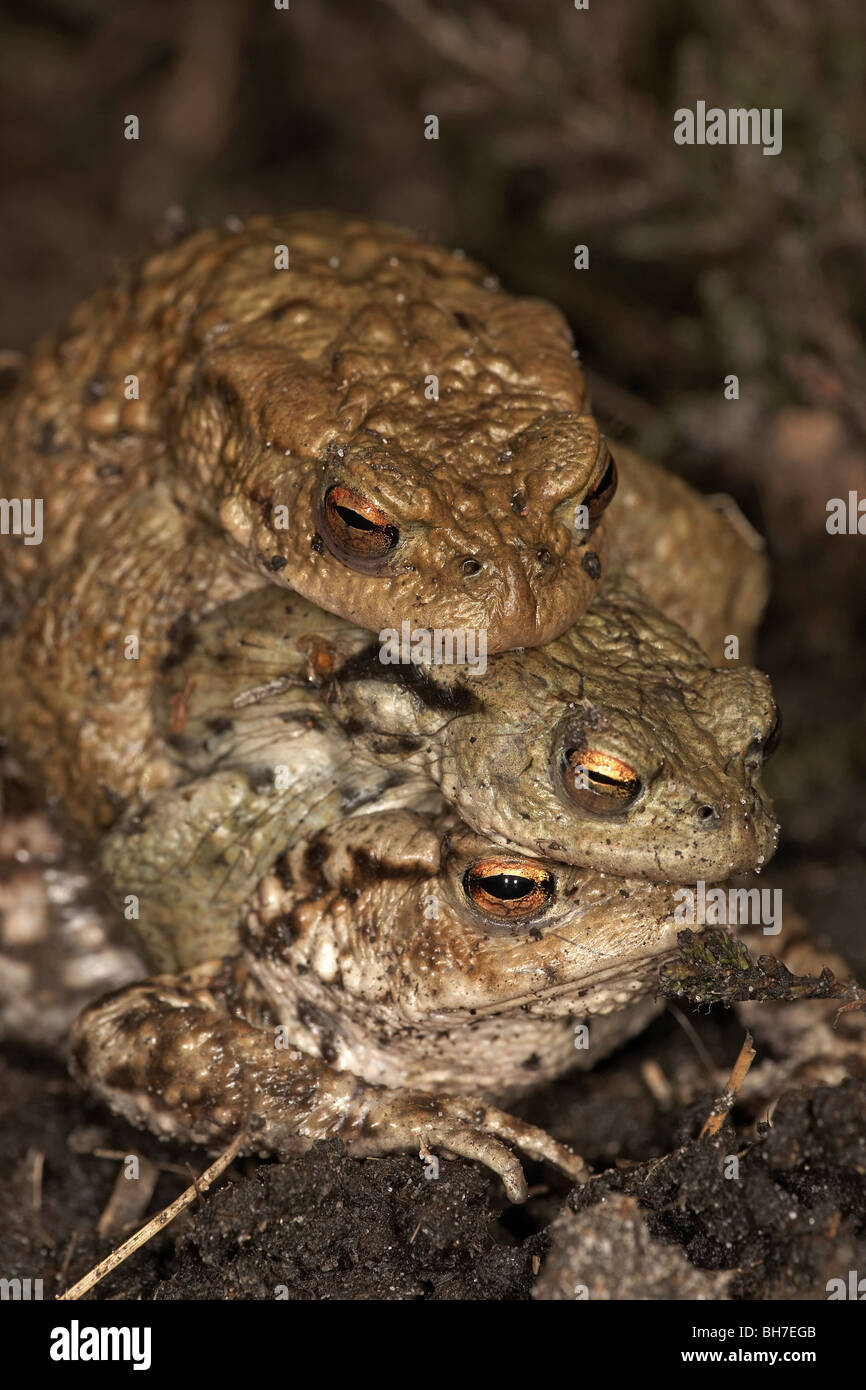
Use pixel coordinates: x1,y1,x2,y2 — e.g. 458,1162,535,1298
69,963,588,1203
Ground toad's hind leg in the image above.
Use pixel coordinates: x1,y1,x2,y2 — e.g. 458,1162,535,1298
69,962,588,1203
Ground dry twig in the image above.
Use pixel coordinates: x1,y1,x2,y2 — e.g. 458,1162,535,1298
699,1032,756,1139
57,1130,245,1301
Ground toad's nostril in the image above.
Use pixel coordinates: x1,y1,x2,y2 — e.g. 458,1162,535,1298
461,557,482,577
697,803,719,824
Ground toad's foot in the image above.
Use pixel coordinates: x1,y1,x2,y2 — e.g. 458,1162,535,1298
69,963,588,1203
354,1090,589,1201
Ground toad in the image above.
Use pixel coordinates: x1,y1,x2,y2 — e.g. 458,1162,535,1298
0,212,616,649
0,212,768,653
101,573,776,969
22,807,866,1202
0,214,768,830
72,807,684,1201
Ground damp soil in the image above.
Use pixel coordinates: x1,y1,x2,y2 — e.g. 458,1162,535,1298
3,1002,865,1301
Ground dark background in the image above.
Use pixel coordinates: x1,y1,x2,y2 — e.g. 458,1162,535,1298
2,0,863,966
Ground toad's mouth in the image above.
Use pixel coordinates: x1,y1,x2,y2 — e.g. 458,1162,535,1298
418,929,683,1024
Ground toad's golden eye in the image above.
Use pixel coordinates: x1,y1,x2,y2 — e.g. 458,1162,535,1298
463,858,555,919
563,748,641,814
583,450,618,532
318,485,399,572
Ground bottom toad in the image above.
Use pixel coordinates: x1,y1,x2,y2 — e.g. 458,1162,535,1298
71,809,683,1201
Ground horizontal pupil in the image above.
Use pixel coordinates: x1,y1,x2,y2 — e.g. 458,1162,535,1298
587,769,636,794
481,873,535,900
335,504,380,532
